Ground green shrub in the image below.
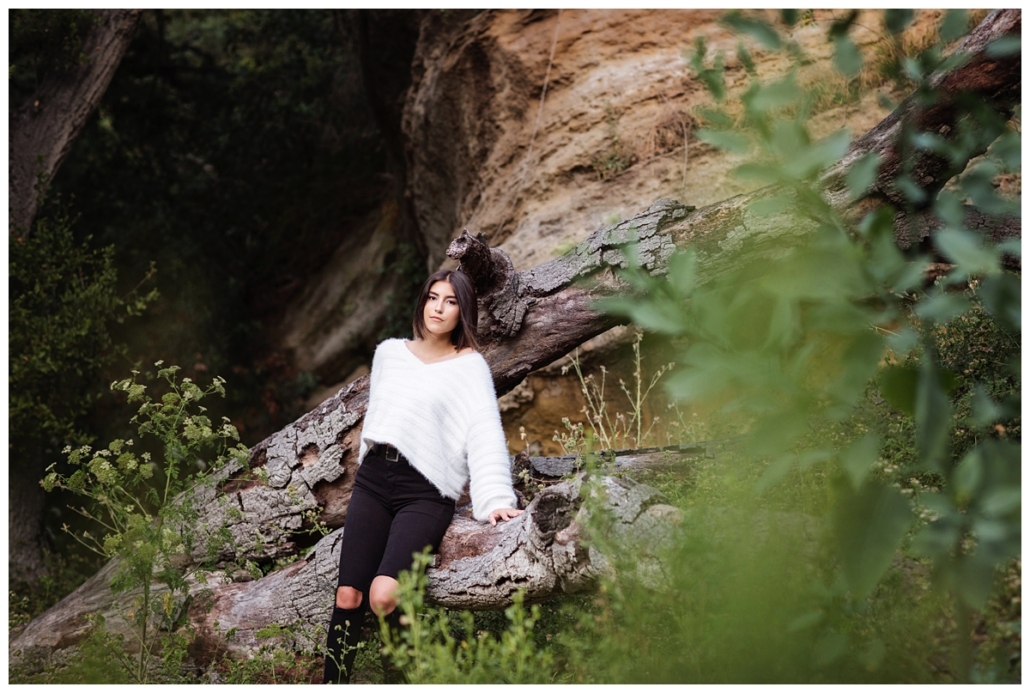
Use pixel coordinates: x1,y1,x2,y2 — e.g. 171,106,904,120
40,365,248,683
378,551,562,684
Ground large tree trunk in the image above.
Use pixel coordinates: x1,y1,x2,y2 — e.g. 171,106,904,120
7,7,144,588
9,9,143,235
10,450,697,667
10,9,1020,671
9,443,49,584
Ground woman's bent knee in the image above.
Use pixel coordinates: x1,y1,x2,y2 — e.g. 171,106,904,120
336,585,363,610
368,576,399,617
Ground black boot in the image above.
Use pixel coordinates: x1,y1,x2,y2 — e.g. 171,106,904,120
379,610,409,684
323,603,366,684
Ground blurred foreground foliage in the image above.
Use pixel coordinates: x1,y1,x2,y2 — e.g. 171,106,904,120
599,8,1019,683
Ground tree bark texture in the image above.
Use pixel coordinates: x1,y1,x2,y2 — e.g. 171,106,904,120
9,9,143,235
10,9,1021,670
822,9,1022,220
11,456,690,667
8,443,49,584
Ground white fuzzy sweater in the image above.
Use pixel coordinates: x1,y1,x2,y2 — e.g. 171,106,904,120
357,339,517,522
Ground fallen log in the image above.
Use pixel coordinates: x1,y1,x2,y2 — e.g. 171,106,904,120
518,442,718,479
12,463,687,668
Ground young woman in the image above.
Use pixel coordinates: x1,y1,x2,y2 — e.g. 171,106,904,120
323,269,523,684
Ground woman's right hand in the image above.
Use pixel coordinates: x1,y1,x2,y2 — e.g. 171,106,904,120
488,507,524,526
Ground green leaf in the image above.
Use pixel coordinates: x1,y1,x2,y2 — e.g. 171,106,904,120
755,453,797,493
865,228,906,284
885,326,918,355
884,9,914,34
835,331,885,407
960,165,1017,215
910,514,959,560
956,549,998,610
878,93,898,111
663,366,705,404
995,237,1021,259
696,106,733,128
894,174,927,205
787,610,823,632
845,152,880,201
748,76,801,113
747,194,794,217
618,300,686,335
979,273,1020,332
593,296,638,320
932,189,965,227
770,115,809,156
780,9,799,27
981,487,1021,517
733,162,782,186
910,131,949,156
841,434,881,489
686,38,728,102
722,12,782,50
935,50,973,75
798,448,834,471
891,261,928,294
915,359,953,470
833,479,914,601
989,130,1021,171
914,291,972,323
667,251,698,298
785,129,851,180
814,631,849,668
938,10,967,43
833,36,862,77
934,228,1000,277
901,56,923,82
918,492,957,518
972,517,1007,543
953,448,983,499
860,638,887,672
985,36,1021,58
747,409,810,459
763,295,799,349
696,128,750,154
970,385,1004,427
737,40,756,76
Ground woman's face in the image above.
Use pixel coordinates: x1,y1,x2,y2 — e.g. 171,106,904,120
423,280,461,338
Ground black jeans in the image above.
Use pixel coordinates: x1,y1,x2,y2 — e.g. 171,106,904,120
324,443,455,683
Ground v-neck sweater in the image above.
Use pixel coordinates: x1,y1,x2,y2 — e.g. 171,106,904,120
357,338,517,522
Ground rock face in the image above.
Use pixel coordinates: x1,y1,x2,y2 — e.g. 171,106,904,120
401,9,905,272
280,9,944,433
276,199,414,382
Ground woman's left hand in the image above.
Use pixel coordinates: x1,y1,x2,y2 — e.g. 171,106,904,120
488,507,524,526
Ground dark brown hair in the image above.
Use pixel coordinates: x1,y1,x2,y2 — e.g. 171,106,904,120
412,269,480,350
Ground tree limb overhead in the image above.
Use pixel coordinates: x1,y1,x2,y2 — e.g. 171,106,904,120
9,9,144,235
